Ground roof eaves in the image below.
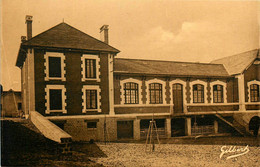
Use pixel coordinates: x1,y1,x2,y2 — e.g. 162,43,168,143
113,71,230,78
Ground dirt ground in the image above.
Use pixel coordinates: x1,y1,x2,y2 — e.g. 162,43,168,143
91,142,260,167
1,119,260,167
1,119,105,167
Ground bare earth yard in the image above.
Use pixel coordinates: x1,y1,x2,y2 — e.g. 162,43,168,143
91,142,260,167
1,119,260,167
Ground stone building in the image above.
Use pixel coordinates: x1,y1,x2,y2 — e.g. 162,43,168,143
15,16,259,141
1,89,22,117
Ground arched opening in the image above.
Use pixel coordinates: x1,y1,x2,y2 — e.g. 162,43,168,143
249,116,259,137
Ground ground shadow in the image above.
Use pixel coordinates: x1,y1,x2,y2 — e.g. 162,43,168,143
1,120,106,166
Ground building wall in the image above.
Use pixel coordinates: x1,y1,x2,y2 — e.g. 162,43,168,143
114,75,237,114
34,49,111,116
1,92,22,117
99,53,110,114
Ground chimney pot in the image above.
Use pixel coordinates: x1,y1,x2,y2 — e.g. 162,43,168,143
21,36,27,43
25,15,33,40
100,25,109,44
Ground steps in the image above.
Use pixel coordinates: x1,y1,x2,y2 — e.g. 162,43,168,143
215,113,252,136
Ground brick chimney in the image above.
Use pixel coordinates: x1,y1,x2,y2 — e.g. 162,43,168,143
25,15,33,40
100,25,109,44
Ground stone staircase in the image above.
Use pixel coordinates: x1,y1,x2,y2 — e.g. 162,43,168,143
215,113,252,136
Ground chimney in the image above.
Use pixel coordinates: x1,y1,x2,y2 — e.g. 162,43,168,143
100,25,109,44
21,36,26,43
25,15,33,40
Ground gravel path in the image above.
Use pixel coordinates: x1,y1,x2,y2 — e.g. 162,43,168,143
91,143,260,167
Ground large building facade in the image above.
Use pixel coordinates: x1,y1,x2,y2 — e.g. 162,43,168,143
16,16,260,141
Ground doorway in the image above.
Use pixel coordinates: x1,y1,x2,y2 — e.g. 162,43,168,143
172,83,183,113
117,120,133,139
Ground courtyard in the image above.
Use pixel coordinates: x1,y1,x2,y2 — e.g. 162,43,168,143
1,119,259,167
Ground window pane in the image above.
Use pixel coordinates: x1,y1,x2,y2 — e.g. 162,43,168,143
85,59,96,78
193,84,204,103
50,89,62,110
86,90,97,109
149,83,162,104
87,122,97,128
124,82,139,104
49,57,61,77
250,84,259,102
213,85,223,103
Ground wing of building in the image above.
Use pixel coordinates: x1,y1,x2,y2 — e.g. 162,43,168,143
15,16,260,141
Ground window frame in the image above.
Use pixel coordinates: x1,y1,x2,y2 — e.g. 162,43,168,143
146,78,166,104
247,80,260,103
44,52,66,81
82,85,101,113
190,80,208,104
149,83,163,104
193,84,204,103
210,80,227,104
120,78,142,105
213,85,224,103
124,82,139,104
87,121,97,129
81,54,100,82
45,85,66,114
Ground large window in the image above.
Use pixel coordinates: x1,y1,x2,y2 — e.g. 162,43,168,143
149,83,163,104
193,84,204,103
86,90,97,109
250,84,259,102
124,82,139,104
44,52,65,81
213,85,223,103
85,59,96,79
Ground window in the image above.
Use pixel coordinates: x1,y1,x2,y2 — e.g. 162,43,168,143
86,90,97,109
120,78,142,105
124,82,139,104
213,85,223,103
193,84,204,103
210,80,226,103
81,54,100,82
250,84,259,102
82,85,101,113
85,59,96,78
149,83,163,104
87,122,97,129
49,57,61,77
44,52,65,81
50,89,62,110
18,103,22,110
45,85,66,114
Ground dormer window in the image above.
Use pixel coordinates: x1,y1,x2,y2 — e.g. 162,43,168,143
44,52,66,81
81,54,100,82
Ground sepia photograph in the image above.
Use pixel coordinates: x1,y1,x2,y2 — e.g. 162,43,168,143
1,0,259,166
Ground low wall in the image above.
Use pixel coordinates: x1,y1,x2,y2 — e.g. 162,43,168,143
30,111,72,143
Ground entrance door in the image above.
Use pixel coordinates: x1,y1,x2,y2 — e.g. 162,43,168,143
172,84,183,113
117,121,133,139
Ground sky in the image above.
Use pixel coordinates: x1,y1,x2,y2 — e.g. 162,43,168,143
1,0,259,91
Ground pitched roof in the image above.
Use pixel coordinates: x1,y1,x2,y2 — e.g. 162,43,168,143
21,22,120,53
114,58,229,77
211,49,259,75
